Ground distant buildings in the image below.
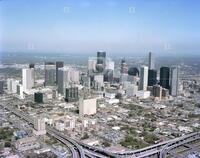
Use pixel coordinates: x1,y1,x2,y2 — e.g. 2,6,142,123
120,58,128,74
44,62,56,86
160,67,170,89
139,66,148,91
79,98,97,117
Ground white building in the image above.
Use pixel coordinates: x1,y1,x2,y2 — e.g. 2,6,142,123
106,58,115,70
22,68,34,92
136,90,150,99
94,74,104,86
139,66,148,91
126,84,138,97
70,69,79,83
88,58,97,71
33,117,46,135
79,98,97,117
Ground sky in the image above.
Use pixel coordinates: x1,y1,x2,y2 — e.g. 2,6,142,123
0,0,200,55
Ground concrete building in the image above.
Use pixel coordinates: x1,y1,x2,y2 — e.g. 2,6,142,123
17,84,24,99
126,84,138,97
106,58,115,71
22,68,34,92
79,98,97,117
33,117,46,135
7,78,13,92
70,69,79,83
170,67,179,96
44,62,56,86
139,66,148,91
120,58,128,74
15,136,40,151
136,90,150,99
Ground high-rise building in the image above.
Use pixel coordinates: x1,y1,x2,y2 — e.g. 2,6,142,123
120,58,128,74
139,66,148,90
96,51,106,73
44,62,56,86
79,98,97,117
160,67,170,89
22,68,34,92
148,52,155,70
148,69,157,86
170,67,179,96
57,67,70,95
65,87,79,102
0,81,4,94
105,58,114,71
33,117,46,135
56,61,64,84
153,85,162,100
104,70,113,82
34,92,43,103
7,78,13,93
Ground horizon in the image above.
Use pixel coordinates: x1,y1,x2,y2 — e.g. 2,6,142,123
1,0,200,55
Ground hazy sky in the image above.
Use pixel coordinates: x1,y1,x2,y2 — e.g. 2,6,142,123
0,0,200,55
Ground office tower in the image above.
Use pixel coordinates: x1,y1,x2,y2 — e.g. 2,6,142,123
96,51,106,73
12,80,19,93
22,68,34,92
148,69,157,86
160,67,170,89
104,70,113,82
34,92,43,103
153,85,162,100
0,81,4,94
65,87,79,102
105,58,115,71
33,117,46,135
120,58,128,74
80,74,91,88
88,57,97,73
70,69,80,83
170,67,179,96
17,84,24,99
126,84,138,97
79,98,97,117
139,66,148,90
148,52,155,70
57,67,70,95
7,78,13,92
56,61,64,84
44,62,56,86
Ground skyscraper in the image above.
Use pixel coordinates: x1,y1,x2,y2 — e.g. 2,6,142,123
22,68,34,92
0,81,4,94
148,52,155,70
65,87,79,102
170,67,179,96
44,62,56,86
96,51,106,73
139,66,148,90
120,58,128,74
160,67,170,89
57,67,70,95
148,69,157,86
56,61,64,84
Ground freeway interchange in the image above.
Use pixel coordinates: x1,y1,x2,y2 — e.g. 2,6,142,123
1,97,200,158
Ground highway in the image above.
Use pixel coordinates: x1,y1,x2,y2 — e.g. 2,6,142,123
1,98,200,158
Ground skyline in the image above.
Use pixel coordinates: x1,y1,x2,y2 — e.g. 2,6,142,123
0,0,200,55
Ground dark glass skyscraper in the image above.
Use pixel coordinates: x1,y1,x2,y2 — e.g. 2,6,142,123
148,69,157,86
160,67,170,89
96,51,106,73
56,61,64,84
